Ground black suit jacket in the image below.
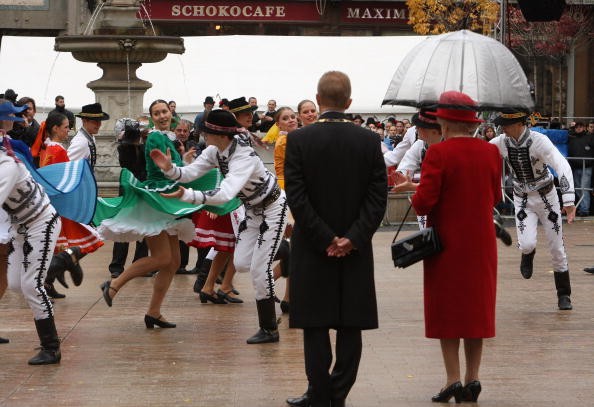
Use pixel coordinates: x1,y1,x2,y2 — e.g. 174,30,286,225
285,111,387,329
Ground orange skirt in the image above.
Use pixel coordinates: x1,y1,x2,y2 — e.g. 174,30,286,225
56,217,104,254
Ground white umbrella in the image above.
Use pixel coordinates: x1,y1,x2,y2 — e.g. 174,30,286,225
382,30,534,112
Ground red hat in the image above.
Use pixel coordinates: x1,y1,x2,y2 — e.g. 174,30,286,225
432,91,483,123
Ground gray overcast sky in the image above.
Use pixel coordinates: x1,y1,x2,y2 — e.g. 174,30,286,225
0,35,424,114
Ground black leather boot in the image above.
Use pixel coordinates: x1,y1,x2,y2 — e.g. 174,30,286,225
554,271,572,310
44,282,66,299
247,297,279,344
0,337,8,344
193,258,211,294
46,255,69,289
275,239,291,277
493,214,512,246
47,248,85,288
28,317,61,365
62,247,85,286
520,249,536,279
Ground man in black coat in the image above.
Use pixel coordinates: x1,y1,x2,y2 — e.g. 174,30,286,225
284,71,387,407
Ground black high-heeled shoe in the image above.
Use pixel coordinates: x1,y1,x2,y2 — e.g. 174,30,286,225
100,280,117,307
432,381,462,403
199,291,227,304
462,380,481,402
144,314,176,329
217,289,243,303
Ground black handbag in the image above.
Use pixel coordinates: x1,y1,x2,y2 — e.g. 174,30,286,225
391,203,442,268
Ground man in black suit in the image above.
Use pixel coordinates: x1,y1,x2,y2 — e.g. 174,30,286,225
284,71,387,407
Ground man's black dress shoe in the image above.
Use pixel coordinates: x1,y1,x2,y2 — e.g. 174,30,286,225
286,393,309,407
0,337,8,344
520,249,536,279
584,267,594,274
431,381,463,403
246,328,279,344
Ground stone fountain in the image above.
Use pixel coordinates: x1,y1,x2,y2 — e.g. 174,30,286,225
54,0,184,184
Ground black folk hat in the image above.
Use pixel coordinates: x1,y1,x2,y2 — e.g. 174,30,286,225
199,109,240,136
493,108,530,126
76,103,110,121
228,97,258,114
413,108,441,130
204,96,215,105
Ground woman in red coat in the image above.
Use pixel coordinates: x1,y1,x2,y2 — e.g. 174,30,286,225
411,91,502,403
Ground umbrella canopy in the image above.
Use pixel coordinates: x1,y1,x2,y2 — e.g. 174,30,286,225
382,30,534,112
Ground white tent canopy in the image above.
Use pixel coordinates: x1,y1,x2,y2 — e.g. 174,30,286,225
0,34,425,115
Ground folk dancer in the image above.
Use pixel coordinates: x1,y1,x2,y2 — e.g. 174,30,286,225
490,109,576,310
0,103,62,364
151,109,288,344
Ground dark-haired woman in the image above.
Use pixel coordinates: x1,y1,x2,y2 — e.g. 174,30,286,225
95,100,238,328
34,113,103,297
151,109,288,344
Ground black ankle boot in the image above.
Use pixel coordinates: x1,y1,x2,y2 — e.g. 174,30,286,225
520,249,536,279
44,282,66,299
247,297,279,344
28,317,61,365
46,255,69,289
58,247,84,287
493,214,512,246
193,259,211,294
554,271,572,310
275,239,291,277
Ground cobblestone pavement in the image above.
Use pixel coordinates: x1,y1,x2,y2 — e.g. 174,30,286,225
1,220,594,406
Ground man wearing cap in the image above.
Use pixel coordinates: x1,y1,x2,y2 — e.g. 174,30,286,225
490,109,575,310
0,100,63,364
193,96,215,132
69,103,110,169
151,109,287,345
391,108,443,229
229,96,262,147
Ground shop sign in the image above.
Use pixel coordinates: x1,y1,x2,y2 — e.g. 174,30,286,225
341,2,408,24
143,1,322,22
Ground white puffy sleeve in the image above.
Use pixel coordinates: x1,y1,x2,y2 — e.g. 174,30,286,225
67,134,89,161
384,126,416,167
535,133,575,206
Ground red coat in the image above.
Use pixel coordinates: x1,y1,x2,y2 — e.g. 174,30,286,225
412,137,502,339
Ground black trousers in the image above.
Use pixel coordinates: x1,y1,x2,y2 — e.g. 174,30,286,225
179,240,189,268
108,240,148,276
303,327,362,407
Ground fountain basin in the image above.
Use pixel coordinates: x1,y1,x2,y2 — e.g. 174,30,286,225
54,35,185,64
